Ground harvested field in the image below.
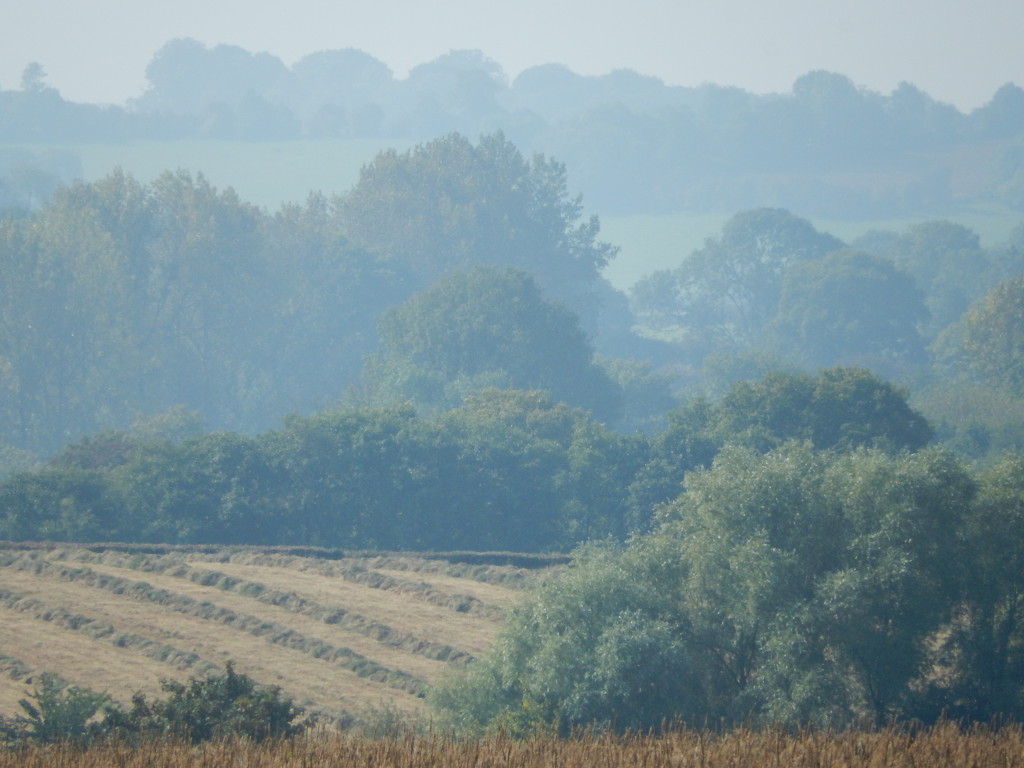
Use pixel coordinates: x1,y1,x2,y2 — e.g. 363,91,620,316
0,545,546,725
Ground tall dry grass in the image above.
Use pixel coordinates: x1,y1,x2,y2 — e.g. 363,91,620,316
2,721,1023,768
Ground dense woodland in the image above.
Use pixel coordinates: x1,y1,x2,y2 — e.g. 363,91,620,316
3,41,1024,734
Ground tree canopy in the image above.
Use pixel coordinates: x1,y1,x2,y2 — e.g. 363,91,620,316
362,266,621,421
432,443,992,732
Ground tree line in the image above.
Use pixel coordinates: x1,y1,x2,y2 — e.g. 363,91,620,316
3,42,1023,216
0,368,927,551
2,133,1024,470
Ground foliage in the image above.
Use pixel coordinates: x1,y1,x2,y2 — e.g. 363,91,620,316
942,276,1024,396
771,248,928,375
433,444,981,732
626,367,932,529
334,132,617,320
0,673,109,746
0,366,930,550
101,663,308,744
0,665,307,747
363,267,622,421
631,208,843,347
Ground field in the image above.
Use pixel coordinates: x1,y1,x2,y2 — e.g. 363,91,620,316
0,544,558,726
3,722,1024,767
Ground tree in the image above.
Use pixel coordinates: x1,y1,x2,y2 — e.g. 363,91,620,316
395,50,507,137
0,673,109,746
334,132,617,320
631,208,843,347
943,276,1024,395
888,220,990,337
19,63,51,94
439,389,642,549
434,443,974,732
135,39,291,117
98,663,308,744
288,49,392,135
771,248,928,375
712,367,932,453
363,266,622,421
957,452,1024,718
429,542,701,735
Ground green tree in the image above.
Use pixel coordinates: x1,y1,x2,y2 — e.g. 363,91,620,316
626,367,932,532
713,367,932,453
631,208,842,347
956,452,1024,718
0,466,120,541
888,220,990,337
102,663,307,744
334,132,617,319
435,443,974,732
942,276,1024,396
439,389,642,549
0,673,109,746
430,542,701,735
363,266,622,421
771,248,928,375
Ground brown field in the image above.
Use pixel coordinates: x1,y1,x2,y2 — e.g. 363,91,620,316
2,721,1024,768
0,545,551,726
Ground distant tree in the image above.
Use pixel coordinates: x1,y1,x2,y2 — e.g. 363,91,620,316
19,63,50,94
135,39,292,118
712,367,932,453
363,266,622,421
888,220,990,336
288,48,392,134
394,50,507,137
971,83,1024,139
631,208,843,348
771,248,929,375
941,276,1024,395
334,132,617,320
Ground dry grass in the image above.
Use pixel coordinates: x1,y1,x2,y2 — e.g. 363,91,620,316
0,546,533,725
2,721,1024,768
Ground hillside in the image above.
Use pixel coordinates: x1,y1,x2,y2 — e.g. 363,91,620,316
0,545,557,726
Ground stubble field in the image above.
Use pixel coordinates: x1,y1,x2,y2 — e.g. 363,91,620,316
0,544,555,726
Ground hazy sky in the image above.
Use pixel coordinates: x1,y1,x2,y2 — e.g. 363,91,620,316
4,0,1022,111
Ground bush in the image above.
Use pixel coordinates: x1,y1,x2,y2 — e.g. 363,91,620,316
104,662,309,744
1,664,309,747
0,673,109,746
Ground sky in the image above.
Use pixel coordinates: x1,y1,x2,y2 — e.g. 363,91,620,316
3,0,1023,112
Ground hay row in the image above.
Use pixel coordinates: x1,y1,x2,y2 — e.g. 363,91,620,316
0,653,37,684
192,550,509,619
0,556,428,696
0,589,219,678
43,549,473,664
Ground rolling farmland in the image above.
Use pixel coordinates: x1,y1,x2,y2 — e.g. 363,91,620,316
0,544,559,726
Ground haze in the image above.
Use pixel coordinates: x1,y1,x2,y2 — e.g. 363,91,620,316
4,0,1022,111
